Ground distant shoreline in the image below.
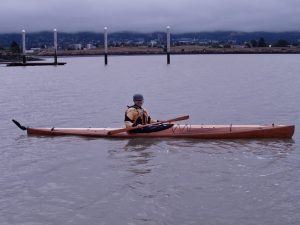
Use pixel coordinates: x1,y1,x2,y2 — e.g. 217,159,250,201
0,53,42,63
2,46,300,62
36,46,300,57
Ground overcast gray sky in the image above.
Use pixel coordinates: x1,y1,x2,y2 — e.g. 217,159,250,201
1,0,300,33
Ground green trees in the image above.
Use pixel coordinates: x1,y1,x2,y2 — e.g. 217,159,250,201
273,39,289,47
245,37,268,48
246,38,290,48
258,38,267,47
250,40,258,47
10,41,21,53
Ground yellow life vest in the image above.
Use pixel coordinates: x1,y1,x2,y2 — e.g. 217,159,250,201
124,105,151,127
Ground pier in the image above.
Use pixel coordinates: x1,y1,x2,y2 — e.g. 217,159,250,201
6,62,67,67
6,29,66,67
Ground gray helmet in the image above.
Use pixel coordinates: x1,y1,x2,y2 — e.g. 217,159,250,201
133,94,144,101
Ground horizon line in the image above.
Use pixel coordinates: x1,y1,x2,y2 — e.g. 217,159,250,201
2,30,300,35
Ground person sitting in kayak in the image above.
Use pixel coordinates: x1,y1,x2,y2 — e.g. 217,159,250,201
124,94,174,133
125,94,157,128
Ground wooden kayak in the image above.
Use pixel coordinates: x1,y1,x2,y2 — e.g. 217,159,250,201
13,120,294,139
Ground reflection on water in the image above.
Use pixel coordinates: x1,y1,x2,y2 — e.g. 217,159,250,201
123,139,157,175
106,138,296,178
160,138,296,157
106,139,157,176
124,138,158,152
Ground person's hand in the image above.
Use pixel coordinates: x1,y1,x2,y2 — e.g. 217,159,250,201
136,124,143,128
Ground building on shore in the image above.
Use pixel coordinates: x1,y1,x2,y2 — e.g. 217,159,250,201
86,44,96,49
68,44,82,50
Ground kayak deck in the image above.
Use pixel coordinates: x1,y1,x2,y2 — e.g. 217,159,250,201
25,124,295,139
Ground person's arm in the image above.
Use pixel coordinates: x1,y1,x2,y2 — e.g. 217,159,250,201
124,108,138,128
144,109,160,124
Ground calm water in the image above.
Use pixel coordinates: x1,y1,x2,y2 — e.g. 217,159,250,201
1,55,300,225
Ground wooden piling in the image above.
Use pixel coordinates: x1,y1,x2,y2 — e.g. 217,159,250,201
22,30,27,64
54,29,58,65
166,26,171,64
104,27,108,65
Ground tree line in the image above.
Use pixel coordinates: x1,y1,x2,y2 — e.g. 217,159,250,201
245,37,292,48
0,37,297,53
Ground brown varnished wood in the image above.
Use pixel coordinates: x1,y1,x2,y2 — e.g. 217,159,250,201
26,124,295,139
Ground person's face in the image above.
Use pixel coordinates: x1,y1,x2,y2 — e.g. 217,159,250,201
134,100,144,107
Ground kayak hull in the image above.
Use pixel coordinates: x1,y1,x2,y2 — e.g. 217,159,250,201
26,124,295,139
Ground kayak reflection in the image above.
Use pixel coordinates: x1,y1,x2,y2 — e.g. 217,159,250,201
123,139,158,176
124,138,158,151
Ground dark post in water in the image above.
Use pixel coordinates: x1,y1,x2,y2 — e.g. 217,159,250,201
104,27,108,65
22,30,27,64
54,29,58,65
166,26,171,64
